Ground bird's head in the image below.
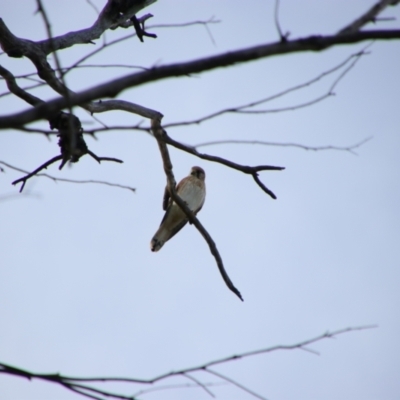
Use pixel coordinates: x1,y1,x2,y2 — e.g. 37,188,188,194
190,166,205,181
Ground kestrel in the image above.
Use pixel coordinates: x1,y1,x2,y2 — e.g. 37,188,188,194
150,166,206,252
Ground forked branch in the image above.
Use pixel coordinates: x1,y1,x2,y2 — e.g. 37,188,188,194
151,118,243,301
161,133,284,199
0,325,377,400
1,160,135,192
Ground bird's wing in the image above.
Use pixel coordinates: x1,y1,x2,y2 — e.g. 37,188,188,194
165,217,188,240
158,203,188,239
162,185,170,211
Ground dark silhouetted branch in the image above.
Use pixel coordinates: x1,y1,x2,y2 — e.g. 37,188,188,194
130,14,157,42
2,27,399,129
338,0,400,34
0,325,376,400
63,18,220,75
151,118,243,301
11,155,62,192
0,0,162,120
35,0,158,54
1,161,134,193
163,47,368,127
0,65,43,106
160,133,284,199
10,149,122,192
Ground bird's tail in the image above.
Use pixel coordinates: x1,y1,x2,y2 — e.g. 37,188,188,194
150,235,163,252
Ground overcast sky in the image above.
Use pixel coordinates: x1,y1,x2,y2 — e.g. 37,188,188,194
1,1,400,399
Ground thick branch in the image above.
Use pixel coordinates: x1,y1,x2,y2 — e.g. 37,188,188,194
0,66,43,106
1,29,400,129
0,1,161,120
37,0,157,54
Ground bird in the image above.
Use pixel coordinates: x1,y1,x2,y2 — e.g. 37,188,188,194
150,166,206,252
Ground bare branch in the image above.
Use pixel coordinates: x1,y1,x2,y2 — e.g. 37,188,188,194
164,48,368,128
338,0,400,34
160,133,283,199
193,137,373,155
86,0,101,16
182,373,216,398
0,67,124,190
11,155,63,192
1,161,133,193
206,369,267,400
64,18,220,75
0,0,162,121
10,152,122,191
0,65,43,106
10,49,368,140
2,27,399,129
132,381,226,397
151,118,243,301
35,0,157,54
130,14,157,42
274,0,289,41
196,325,378,369
0,82,45,100
0,326,376,400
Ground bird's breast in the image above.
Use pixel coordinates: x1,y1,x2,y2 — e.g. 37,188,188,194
177,181,205,212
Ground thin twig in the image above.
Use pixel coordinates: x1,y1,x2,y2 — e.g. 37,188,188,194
1,161,135,193
182,373,215,398
206,368,267,400
86,150,123,164
193,137,373,155
63,18,220,76
339,0,400,34
11,155,62,192
274,0,287,41
86,0,100,16
164,48,368,128
132,382,226,397
160,133,283,200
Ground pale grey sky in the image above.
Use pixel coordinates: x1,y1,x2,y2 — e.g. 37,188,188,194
1,1,400,399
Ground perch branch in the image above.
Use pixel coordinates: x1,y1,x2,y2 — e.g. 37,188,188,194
151,118,243,301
